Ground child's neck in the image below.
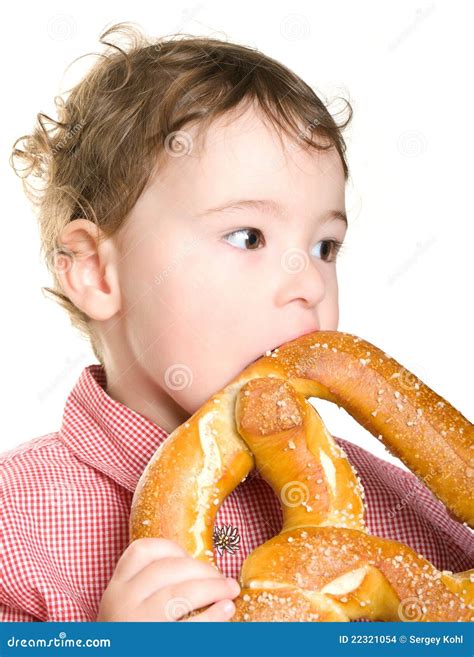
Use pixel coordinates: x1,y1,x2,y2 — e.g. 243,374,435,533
103,359,191,435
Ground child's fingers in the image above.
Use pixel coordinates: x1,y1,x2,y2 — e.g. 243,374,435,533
183,598,236,622
143,576,241,621
112,538,189,582
127,555,225,599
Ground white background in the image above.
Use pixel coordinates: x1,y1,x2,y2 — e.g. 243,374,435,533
1,0,472,471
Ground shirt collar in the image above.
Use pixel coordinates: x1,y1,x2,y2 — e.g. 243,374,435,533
59,364,170,492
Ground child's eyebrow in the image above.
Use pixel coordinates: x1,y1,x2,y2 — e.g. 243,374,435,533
197,198,348,227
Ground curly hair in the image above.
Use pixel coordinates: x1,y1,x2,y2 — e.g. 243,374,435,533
10,21,353,365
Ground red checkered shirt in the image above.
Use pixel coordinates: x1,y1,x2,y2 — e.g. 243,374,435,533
1,364,472,622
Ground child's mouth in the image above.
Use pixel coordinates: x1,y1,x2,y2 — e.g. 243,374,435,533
245,326,320,369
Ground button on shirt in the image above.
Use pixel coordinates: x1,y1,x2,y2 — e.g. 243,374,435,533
1,364,472,622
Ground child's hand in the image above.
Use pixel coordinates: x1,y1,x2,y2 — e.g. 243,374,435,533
96,537,241,622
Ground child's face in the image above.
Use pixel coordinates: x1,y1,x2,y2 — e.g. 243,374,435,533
110,104,347,418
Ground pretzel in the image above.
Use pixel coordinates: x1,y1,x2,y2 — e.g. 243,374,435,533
129,331,474,621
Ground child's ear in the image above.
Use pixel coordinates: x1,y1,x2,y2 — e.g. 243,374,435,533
54,219,121,321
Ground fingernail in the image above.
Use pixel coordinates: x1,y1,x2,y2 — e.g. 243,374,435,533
226,577,240,592
222,599,235,614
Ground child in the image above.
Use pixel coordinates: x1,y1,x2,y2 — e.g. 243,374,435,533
1,22,472,623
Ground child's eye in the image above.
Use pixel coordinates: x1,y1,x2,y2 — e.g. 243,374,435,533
312,239,345,263
222,228,344,263
222,227,265,250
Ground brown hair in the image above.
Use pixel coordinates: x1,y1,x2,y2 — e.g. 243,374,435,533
10,21,353,366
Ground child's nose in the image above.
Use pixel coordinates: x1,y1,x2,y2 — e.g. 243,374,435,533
275,252,326,308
